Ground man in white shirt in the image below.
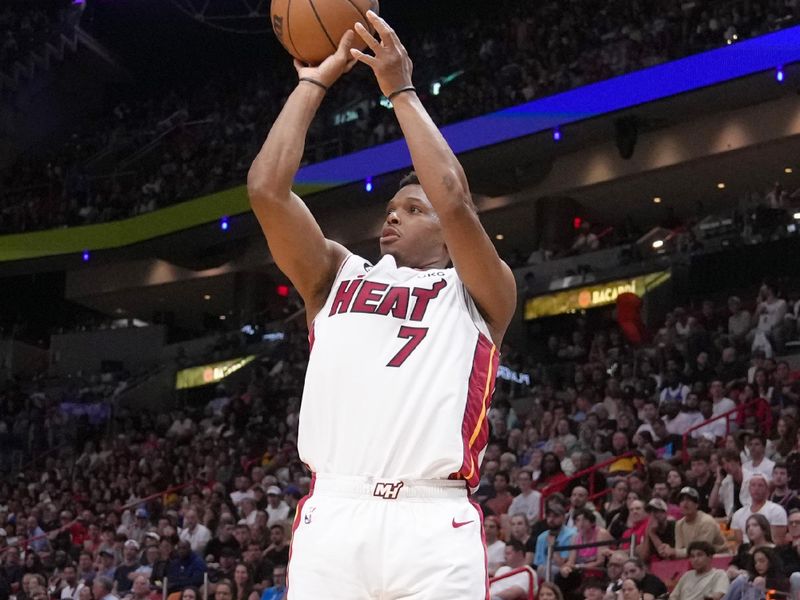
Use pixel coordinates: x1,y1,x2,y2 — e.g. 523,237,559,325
742,433,774,480
508,470,541,524
489,540,536,600
264,486,291,527
691,400,725,442
663,401,702,436
179,509,211,555
58,565,83,600
709,380,735,418
730,473,787,544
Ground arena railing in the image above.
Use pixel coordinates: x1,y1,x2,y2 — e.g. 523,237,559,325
680,399,768,461
545,536,636,583
489,566,537,600
0,479,200,557
539,451,640,517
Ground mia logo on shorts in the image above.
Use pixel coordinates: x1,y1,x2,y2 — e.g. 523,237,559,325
373,482,404,499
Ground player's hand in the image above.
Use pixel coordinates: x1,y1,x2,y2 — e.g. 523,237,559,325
350,11,413,98
294,30,357,89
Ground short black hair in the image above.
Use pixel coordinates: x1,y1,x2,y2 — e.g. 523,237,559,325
398,171,420,190
691,449,710,463
582,579,606,592
687,540,715,557
397,171,479,214
506,539,526,554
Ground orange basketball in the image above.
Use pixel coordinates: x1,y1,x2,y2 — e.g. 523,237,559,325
271,0,379,66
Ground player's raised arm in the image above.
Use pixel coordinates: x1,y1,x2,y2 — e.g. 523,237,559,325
247,32,356,320
351,13,516,345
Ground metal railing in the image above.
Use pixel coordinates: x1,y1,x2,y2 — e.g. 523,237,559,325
545,536,636,583
680,399,767,461
539,451,640,516
489,566,537,600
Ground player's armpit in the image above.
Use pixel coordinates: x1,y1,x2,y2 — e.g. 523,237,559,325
248,189,348,321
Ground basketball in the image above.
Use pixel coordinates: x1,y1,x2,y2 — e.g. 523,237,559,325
271,0,379,65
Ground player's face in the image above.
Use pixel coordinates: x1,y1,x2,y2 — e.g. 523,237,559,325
380,185,447,268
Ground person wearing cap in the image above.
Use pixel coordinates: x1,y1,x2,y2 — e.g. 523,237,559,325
125,510,150,548
533,503,577,582
639,498,675,563
98,549,117,580
264,488,290,528
113,540,141,594
659,487,726,559
178,509,211,556
730,473,787,546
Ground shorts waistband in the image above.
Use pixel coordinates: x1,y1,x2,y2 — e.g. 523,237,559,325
312,474,467,500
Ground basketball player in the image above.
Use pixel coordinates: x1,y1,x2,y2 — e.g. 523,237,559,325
247,11,516,599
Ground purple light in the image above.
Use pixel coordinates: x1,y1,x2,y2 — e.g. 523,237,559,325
553,128,562,141
365,177,373,192
82,250,90,262
776,67,784,82
220,217,229,231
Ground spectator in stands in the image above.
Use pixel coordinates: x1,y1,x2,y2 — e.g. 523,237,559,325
660,487,726,558
205,517,240,563
640,498,675,563
97,550,116,580
769,461,800,511
263,488,290,528
582,579,605,600
241,543,272,593
121,575,152,600
688,450,715,512
726,514,774,580
570,507,612,575
622,557,667,600
26,516,49,554
731,473,787,545
213,580,234,600
509,470,541,524
742,434,774,480
723,546,789,600
534,504,576,582
92,577,118,600
208,547,237,586
750,281,788,355
566,487,604,528
259,566,285,600
76,552,95,587
179,510,211,556
538,581,564,600
487,472,514,516
710,450,747,519
669,541,729,600
166,541,206,593
261,526,288,569
691,400,725,443
113,540,141,594
231,565,258,600
484,516,506,576
570,222,599,255
779,509,800,599
488,540,534,600
619,578,646,600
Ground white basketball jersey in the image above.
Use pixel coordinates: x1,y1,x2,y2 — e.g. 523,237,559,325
298,253,499,490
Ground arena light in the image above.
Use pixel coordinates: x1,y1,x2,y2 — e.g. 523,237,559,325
793,212,800,220
553,127,562,142
365,177,373,192
82,250,90,262
717,182,726,189
776,67,785,83
653,197,662,204
786,168,794,174
220,216,229,231
652,240,664,249
431,82,442,96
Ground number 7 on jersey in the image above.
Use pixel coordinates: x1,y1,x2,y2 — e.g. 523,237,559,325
387,326,429,367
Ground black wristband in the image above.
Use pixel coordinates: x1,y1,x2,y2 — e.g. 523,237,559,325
299,77,328,92
387,85,416,101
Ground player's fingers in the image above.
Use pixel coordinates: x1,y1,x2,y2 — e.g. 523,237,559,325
293,59,307,73
354,21,381,52
336,29,355,56
349,48,376,67
366,10,398,46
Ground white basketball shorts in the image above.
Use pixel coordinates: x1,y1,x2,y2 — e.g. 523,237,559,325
286,474,489,600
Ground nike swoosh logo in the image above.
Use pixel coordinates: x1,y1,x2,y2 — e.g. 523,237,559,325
452,519,474,528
